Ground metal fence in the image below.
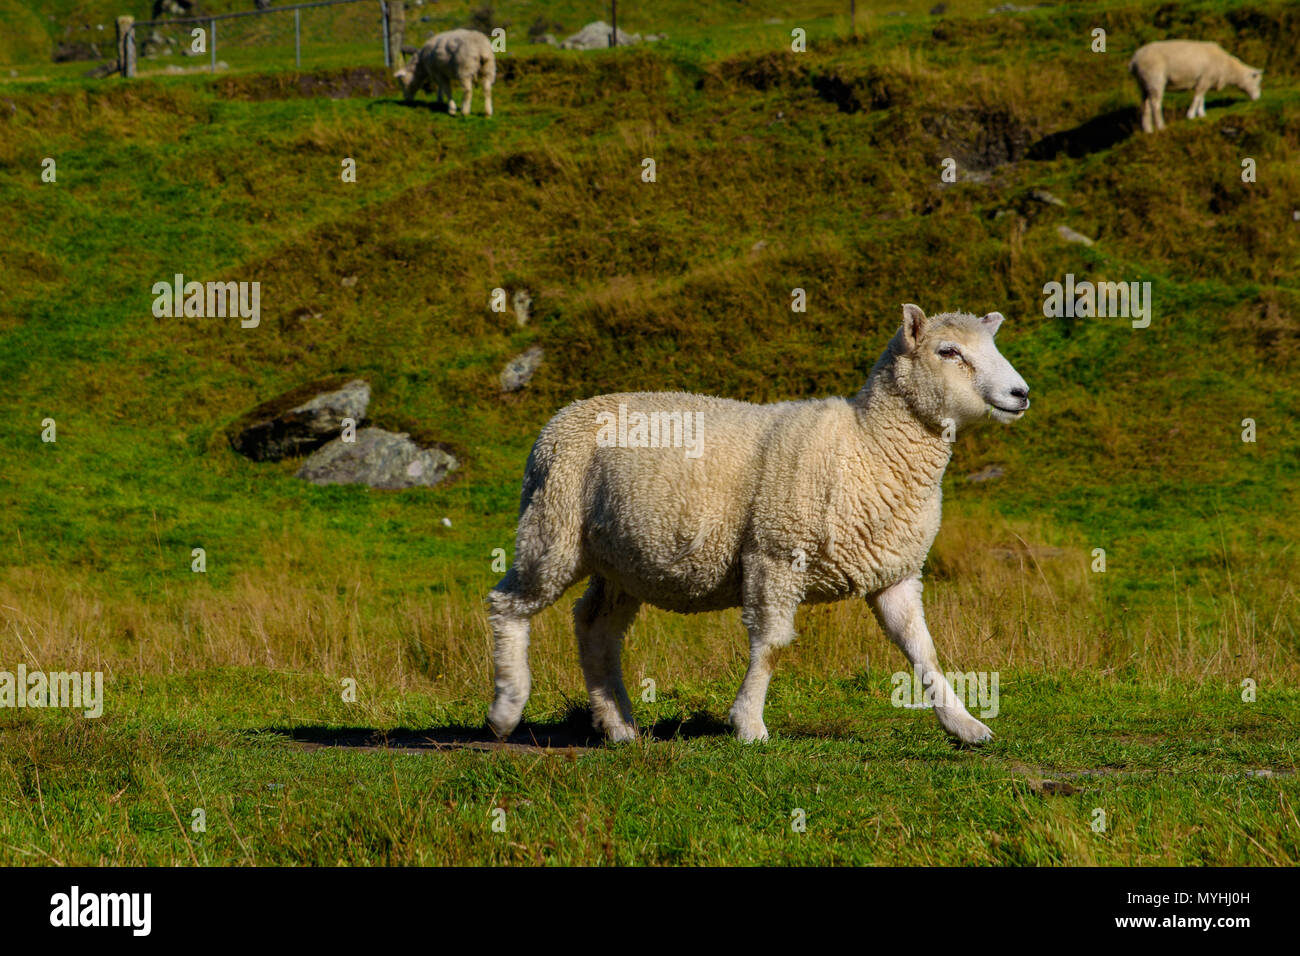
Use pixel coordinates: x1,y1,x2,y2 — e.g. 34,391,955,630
112,2,678,80
117,0,392,78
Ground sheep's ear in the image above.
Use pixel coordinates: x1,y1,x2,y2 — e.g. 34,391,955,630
901,303,927,351
980,311,1005,336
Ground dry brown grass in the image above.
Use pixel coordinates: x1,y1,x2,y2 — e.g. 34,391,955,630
2,509,1294,713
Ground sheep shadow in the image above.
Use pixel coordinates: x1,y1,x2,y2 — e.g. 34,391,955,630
367,98,456,115
1027,106,1140,160
261,709,734,755
1028,98,1250,159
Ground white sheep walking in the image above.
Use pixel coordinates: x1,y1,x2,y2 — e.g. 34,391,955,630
1129,40,1262,133
486,305,1031,746
394,29,495,117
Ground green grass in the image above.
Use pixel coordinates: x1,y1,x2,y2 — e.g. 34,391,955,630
0,0,1297,865
3,673,1295,865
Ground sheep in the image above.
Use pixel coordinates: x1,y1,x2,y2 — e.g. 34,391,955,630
1129,40,1262,133
486,304,1031,746
394,29,495,117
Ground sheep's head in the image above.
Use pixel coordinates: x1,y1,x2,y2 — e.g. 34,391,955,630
1241,66,1263,101
890,303,1029,430
393,61,416,94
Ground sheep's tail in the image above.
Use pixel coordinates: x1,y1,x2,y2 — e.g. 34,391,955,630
517,431,552,521
494,407,588,607
479,48,497,85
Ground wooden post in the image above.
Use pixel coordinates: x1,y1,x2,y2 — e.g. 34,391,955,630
387,0,406,68
116,16,135,77
611,0,617,48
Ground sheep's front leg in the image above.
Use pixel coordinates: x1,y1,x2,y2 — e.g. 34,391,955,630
870,576,993,745
730,555,799,743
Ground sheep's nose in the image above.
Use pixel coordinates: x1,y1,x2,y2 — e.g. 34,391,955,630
1010,386,1029,400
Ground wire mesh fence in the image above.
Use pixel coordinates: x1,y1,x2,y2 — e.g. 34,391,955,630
116,2,669,80
122,0,389,77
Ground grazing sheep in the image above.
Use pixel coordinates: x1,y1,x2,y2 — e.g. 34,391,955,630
486,305,1031,746
394,29,495,117
1129,40,1262,133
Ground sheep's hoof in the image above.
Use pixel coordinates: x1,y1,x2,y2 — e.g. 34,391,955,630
486,701,523,739
730,717,770,744
603,722,639,744
947,716,994,745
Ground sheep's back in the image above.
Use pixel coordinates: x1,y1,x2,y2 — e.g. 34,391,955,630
1132,40,1230,88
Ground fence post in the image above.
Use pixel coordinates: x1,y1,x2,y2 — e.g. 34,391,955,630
116,16,135,77
295,8,301,68
381,0,391,69
210,18,216,72
611,0,617,48
387,0,406,68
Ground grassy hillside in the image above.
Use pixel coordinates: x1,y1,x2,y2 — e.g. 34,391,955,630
0,0,1296,865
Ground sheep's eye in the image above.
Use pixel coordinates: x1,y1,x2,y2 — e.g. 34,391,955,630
938,346,961,360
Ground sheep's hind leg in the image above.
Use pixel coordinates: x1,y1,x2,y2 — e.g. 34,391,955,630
574,576,641,742
460,76,474,117
870,576,993,745
486,563,581,738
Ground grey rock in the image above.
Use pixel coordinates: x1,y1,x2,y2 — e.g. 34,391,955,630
966,464,1006,482
1057,225,1095,246
531,33,559,46
512,289,533,327
559,21,641,50
296,427,458,489
500,346,544,392
231,378,370,461
1030,188,1065,206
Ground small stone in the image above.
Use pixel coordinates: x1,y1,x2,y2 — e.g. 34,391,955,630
1057,225,1095,246
512,289,533,327
966,464,1006,482
500,345,544,392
